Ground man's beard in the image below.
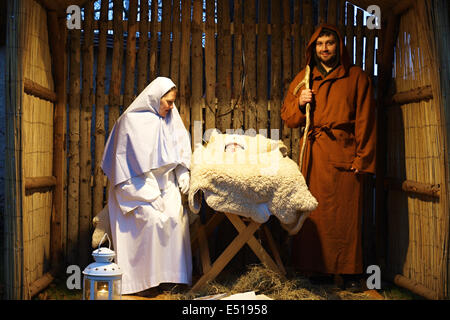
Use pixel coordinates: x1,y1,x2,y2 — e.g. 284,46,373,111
318,54,338,67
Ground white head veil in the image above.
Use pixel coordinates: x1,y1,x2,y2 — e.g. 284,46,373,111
101,77,191,186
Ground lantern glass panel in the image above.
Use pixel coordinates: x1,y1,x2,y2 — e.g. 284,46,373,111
113,279,122,300
83,278,91,300
95,281,110,300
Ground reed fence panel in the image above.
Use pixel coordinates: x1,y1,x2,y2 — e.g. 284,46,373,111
385,3,449,299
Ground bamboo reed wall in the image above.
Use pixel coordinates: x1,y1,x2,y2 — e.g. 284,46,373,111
4,0,55,299
65,0,380,269
385,3,449,299
22,0,55,299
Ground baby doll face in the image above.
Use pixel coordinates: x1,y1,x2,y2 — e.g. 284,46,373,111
225,142,245,152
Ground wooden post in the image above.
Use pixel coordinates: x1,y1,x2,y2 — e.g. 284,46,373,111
355,8,364,68
123,0,138,108
338,0,346,43
191,0,203,145
256,0,268,132
92,0,109,266
270,0,282,137
67,28,81,265
80,1,94,258
292,0,301,73
327,0,338,25
5,0,25,299
365,27,375,77
47,10,67,276
346,3,354,65
179,0,191,128
244,0,257,131
318,0,327,25
170,0,181,86
108,0,124,131
217,0,232,133
232,0,243,130
137,0,149,93
376,12,400,273
160,0,172,77
205,0,216,131
149,0,158,81
281,0,292,157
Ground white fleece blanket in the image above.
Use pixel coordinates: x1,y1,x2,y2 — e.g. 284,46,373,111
188,132,318,235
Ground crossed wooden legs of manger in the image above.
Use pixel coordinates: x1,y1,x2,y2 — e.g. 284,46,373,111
189,211,286,293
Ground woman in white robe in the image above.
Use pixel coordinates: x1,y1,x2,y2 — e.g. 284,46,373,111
101,77,192,295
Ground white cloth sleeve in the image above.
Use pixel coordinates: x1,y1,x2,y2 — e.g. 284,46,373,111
175,164,189,181
115,171,161,214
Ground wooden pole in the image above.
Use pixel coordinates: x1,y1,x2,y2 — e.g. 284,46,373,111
327,0,338,25
389,85,434,105
92,0,109,266
80,1,94,257
67,28,81,265
160,0,172,77
232,0,243,130
137,0,149,93
365,27,375,77
28,272,54,298
270,0,282,137
23,78,56,102
47,10,67,277
281,0,292,157
108,0,124,131
179,0,191,128
346,2,354,65
337,0,346,44
244,0,257,131
216,0,232,133
256,0,268,133
355,8,364,68
376,12,400,273
123,0,138,108
191,0,203,145
205,0,216,131
170,0,181,86
149,0,158,81
292,0,301,73
385,178,441,198
318,0,327,25
24,176,56,190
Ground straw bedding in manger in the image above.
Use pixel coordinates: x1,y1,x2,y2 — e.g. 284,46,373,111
163,264,378,300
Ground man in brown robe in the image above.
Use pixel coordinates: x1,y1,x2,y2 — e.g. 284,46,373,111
281,24,376,289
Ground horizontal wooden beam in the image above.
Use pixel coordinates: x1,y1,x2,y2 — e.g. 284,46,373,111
28,272,54,298
25,176,57,190
24,78,57,102
393,274,438,300
385,177,440,198
388,85,433,106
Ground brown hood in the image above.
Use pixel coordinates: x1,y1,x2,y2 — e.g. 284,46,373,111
305,24,351,73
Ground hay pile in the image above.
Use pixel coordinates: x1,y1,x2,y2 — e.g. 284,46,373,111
168,264,377,300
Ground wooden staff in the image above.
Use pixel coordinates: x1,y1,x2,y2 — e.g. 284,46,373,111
293,65,311,172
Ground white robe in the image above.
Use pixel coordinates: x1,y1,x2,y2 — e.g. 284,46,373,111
108,164,192,294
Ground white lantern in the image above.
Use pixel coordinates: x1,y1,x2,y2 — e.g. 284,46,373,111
83,234,122,300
